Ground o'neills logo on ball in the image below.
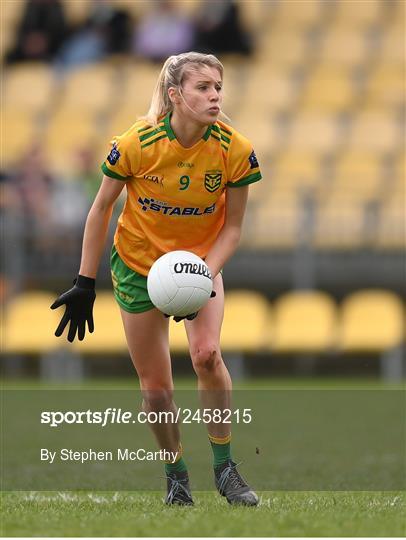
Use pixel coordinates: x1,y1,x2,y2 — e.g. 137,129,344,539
174,262,212,279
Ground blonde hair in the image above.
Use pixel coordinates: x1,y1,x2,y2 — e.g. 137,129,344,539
142,52,227,126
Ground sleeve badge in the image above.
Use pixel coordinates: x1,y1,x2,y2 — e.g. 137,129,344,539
107,143,121,165
248,149,259,169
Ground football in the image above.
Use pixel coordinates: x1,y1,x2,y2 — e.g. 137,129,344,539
147,251,213,316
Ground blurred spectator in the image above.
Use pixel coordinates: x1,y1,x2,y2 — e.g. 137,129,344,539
87,0,133,55
5,0,68,64
0,171,19,214
9,144,54,229
9,144,91,256
55,0,133,70
132,0,195,62
67,145,124,221
50,177,88,236
63,146,103,213
55,29,106,70
0,170,19,301
194,0,253,56
55,17,106,70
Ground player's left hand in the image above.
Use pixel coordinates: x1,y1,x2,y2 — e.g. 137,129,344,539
165,291,216,322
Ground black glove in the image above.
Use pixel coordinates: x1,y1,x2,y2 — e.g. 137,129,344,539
165,290,216,323
50,275,96,342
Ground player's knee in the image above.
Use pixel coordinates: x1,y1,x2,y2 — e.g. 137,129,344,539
191,344,221,375
142,387,174,412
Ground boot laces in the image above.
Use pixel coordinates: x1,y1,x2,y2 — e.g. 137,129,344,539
166,476,191,503
218,462,247,493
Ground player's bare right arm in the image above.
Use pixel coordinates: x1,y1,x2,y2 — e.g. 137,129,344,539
79,176,126,279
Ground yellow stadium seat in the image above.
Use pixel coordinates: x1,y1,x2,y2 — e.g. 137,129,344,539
272,291,337,353
250,195,301,249
221,291,271,352
1,109,38,169
339,290,404,353
316,28,371,68
364,65,405,109
392,0,406,21
109,57,168,118
45,108,104,174
3,63,55,114
273,150,322,178
325,175,383,202
62,0,91,25
378,25,405,65
1,0,24,28
312,201,366,250
120,63,161,120
169,291,271,354
393,174,405,195
333,0,383,27
334,151,383,178
107,105,144,140
0,24,16,60
348,112,400,153
217,59,243,114
59,63,115,114
239,199,261,243
287,112,342,152
75,292,127,354
3,292,61,354
273,0,324,28
300,65,356,112
382,176,405,204
168,290,272,355
392,0,406,28
268,174,320,194
242,67,298,113
237,0,272,33
234,115,283,158
268,160,323,195
374,199,405,250
395,152,405,177
260,29,311,68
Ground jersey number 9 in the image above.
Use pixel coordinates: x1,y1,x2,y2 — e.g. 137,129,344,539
179,175,190,190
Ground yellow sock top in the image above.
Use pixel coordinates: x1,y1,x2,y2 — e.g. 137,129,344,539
208,434,231,445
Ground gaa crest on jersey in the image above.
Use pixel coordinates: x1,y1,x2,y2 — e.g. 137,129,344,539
204,170,222,193
107,143,120,165
249,150,259,169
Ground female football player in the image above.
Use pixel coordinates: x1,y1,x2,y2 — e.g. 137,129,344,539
52,51,262,506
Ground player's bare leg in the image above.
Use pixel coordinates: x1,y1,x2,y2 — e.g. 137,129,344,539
185,273,232,437
120,307,193,505
120,308,179,450
185,273,258,506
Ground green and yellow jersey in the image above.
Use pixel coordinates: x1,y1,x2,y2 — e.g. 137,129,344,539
102,111,262,276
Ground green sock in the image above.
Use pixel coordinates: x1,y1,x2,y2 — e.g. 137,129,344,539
209,435,232,467
164,444,187,474
165,456,187,475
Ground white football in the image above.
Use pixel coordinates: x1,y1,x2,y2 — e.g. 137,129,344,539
147,251,213,316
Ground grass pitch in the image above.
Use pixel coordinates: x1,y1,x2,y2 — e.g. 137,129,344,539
1,490,405,537
1,377,405,536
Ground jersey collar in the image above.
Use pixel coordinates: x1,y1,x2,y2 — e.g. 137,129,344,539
164,111,212,147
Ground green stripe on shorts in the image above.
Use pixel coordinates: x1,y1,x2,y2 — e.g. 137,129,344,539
110,245,155,313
